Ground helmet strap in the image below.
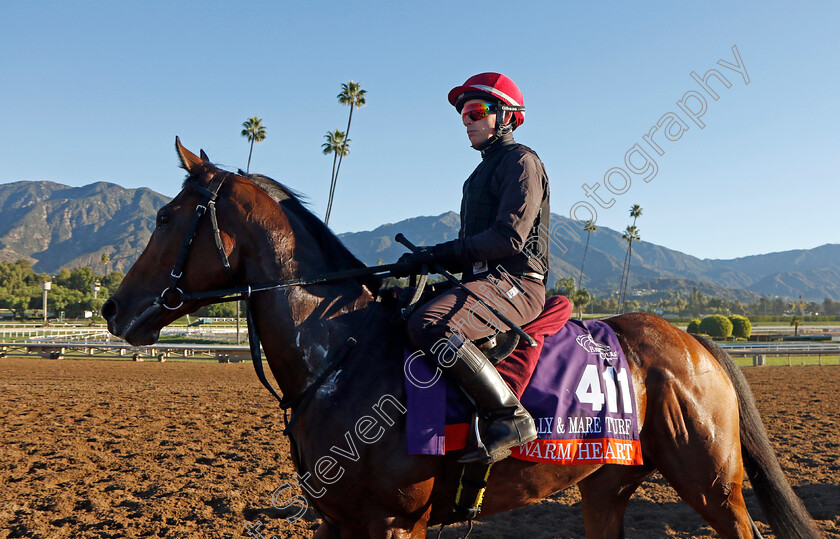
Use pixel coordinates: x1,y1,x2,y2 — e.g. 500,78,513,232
470,99,523,152
495,104,512,136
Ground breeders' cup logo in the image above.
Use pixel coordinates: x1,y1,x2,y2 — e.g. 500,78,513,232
575,334,618,364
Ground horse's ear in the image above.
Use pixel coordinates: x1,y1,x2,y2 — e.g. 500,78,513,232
175,136,203,174
200,149,210,162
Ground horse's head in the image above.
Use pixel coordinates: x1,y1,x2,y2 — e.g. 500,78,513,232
103,138,255,345
105,137,374,347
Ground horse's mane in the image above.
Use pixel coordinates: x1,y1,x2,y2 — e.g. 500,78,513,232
181,165,378,293
242,172,369,273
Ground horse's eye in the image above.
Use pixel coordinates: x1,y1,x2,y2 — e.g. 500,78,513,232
156,212,170,227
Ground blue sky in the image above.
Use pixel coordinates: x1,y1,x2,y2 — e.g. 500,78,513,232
1,1,837,260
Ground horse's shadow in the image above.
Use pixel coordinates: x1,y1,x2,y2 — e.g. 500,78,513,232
243,505,321,524
434,483,838,539
240,480,837,538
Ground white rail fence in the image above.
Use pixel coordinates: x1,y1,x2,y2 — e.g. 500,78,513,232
1,324,838,365
0,322,250,362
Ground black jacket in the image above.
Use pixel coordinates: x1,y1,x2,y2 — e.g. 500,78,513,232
452,133,550,280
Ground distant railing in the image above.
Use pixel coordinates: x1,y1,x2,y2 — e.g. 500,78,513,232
0,327,111,340
719,342,840,366
0,323,246,341
720,342,840,354
2,324,837,366
0,340,253,363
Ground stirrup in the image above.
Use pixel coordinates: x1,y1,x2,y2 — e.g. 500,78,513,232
458,413,514,464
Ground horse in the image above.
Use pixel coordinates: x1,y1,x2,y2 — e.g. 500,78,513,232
102,139,822,539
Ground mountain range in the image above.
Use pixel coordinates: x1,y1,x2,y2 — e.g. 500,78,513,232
0,180,838,301
339,213,840,302
0,181,168,274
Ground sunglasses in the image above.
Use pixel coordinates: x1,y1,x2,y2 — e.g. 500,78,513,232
461,102,496,122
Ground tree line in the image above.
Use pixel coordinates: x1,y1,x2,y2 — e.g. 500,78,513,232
0,258,249,322
4,255,836,324
550,279,840,319
0,260,124,320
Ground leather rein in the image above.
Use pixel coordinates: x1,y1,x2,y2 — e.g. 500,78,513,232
144,171,405,432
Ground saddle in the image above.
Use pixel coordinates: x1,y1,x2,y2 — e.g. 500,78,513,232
475,330,520,364
399,294,574,527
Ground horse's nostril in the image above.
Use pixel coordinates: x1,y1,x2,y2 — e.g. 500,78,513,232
102,299,117,321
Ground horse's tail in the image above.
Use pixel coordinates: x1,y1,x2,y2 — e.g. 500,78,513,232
692,334,822,539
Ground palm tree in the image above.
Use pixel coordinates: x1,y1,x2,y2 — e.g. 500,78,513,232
618,205,643,310
553,277,577,299
241,117,267,174
619,225,640,313
790,315,802,337
553,277,592,318
577,219,596,289
629,204,643,224
574,288,592,319
238,116,266,343
322,129,350,225
325,82,366,225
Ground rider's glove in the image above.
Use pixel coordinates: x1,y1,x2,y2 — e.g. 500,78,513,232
396,240,461,274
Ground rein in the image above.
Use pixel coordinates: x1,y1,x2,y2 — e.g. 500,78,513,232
178,263,406,305
195,264,401,434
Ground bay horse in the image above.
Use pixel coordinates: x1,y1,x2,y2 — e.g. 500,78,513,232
103,139,822,538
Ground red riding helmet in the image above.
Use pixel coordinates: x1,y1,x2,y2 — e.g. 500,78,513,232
448,72,525,129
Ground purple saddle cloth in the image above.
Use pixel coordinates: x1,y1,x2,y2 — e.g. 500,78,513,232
404,319,643,465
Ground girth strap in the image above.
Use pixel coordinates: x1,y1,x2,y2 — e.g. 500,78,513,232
453,462,494,524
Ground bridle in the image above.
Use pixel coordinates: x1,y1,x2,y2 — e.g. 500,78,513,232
157,171,233,311
135,169,404,431
155,170,405,310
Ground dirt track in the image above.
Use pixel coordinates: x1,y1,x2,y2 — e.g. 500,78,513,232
0,358,837,538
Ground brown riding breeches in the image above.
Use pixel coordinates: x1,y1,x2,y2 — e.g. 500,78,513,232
405,273,546,353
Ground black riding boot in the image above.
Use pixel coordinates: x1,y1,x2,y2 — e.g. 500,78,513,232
440,335,537,464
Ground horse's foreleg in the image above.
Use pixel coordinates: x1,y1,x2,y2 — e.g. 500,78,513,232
363,516,430,539
319,507,430,539
578,463,655,539
314,520,428,539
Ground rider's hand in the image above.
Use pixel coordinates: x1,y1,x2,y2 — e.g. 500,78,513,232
397,246,437,267
396,241,461,273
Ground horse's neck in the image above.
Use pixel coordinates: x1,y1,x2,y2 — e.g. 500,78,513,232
245,214,376,400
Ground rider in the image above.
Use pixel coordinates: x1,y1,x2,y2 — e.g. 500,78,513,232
400,72,550,464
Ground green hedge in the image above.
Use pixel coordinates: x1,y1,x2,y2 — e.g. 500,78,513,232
686,319,701,333
729,315,752,339
699,315,733,338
